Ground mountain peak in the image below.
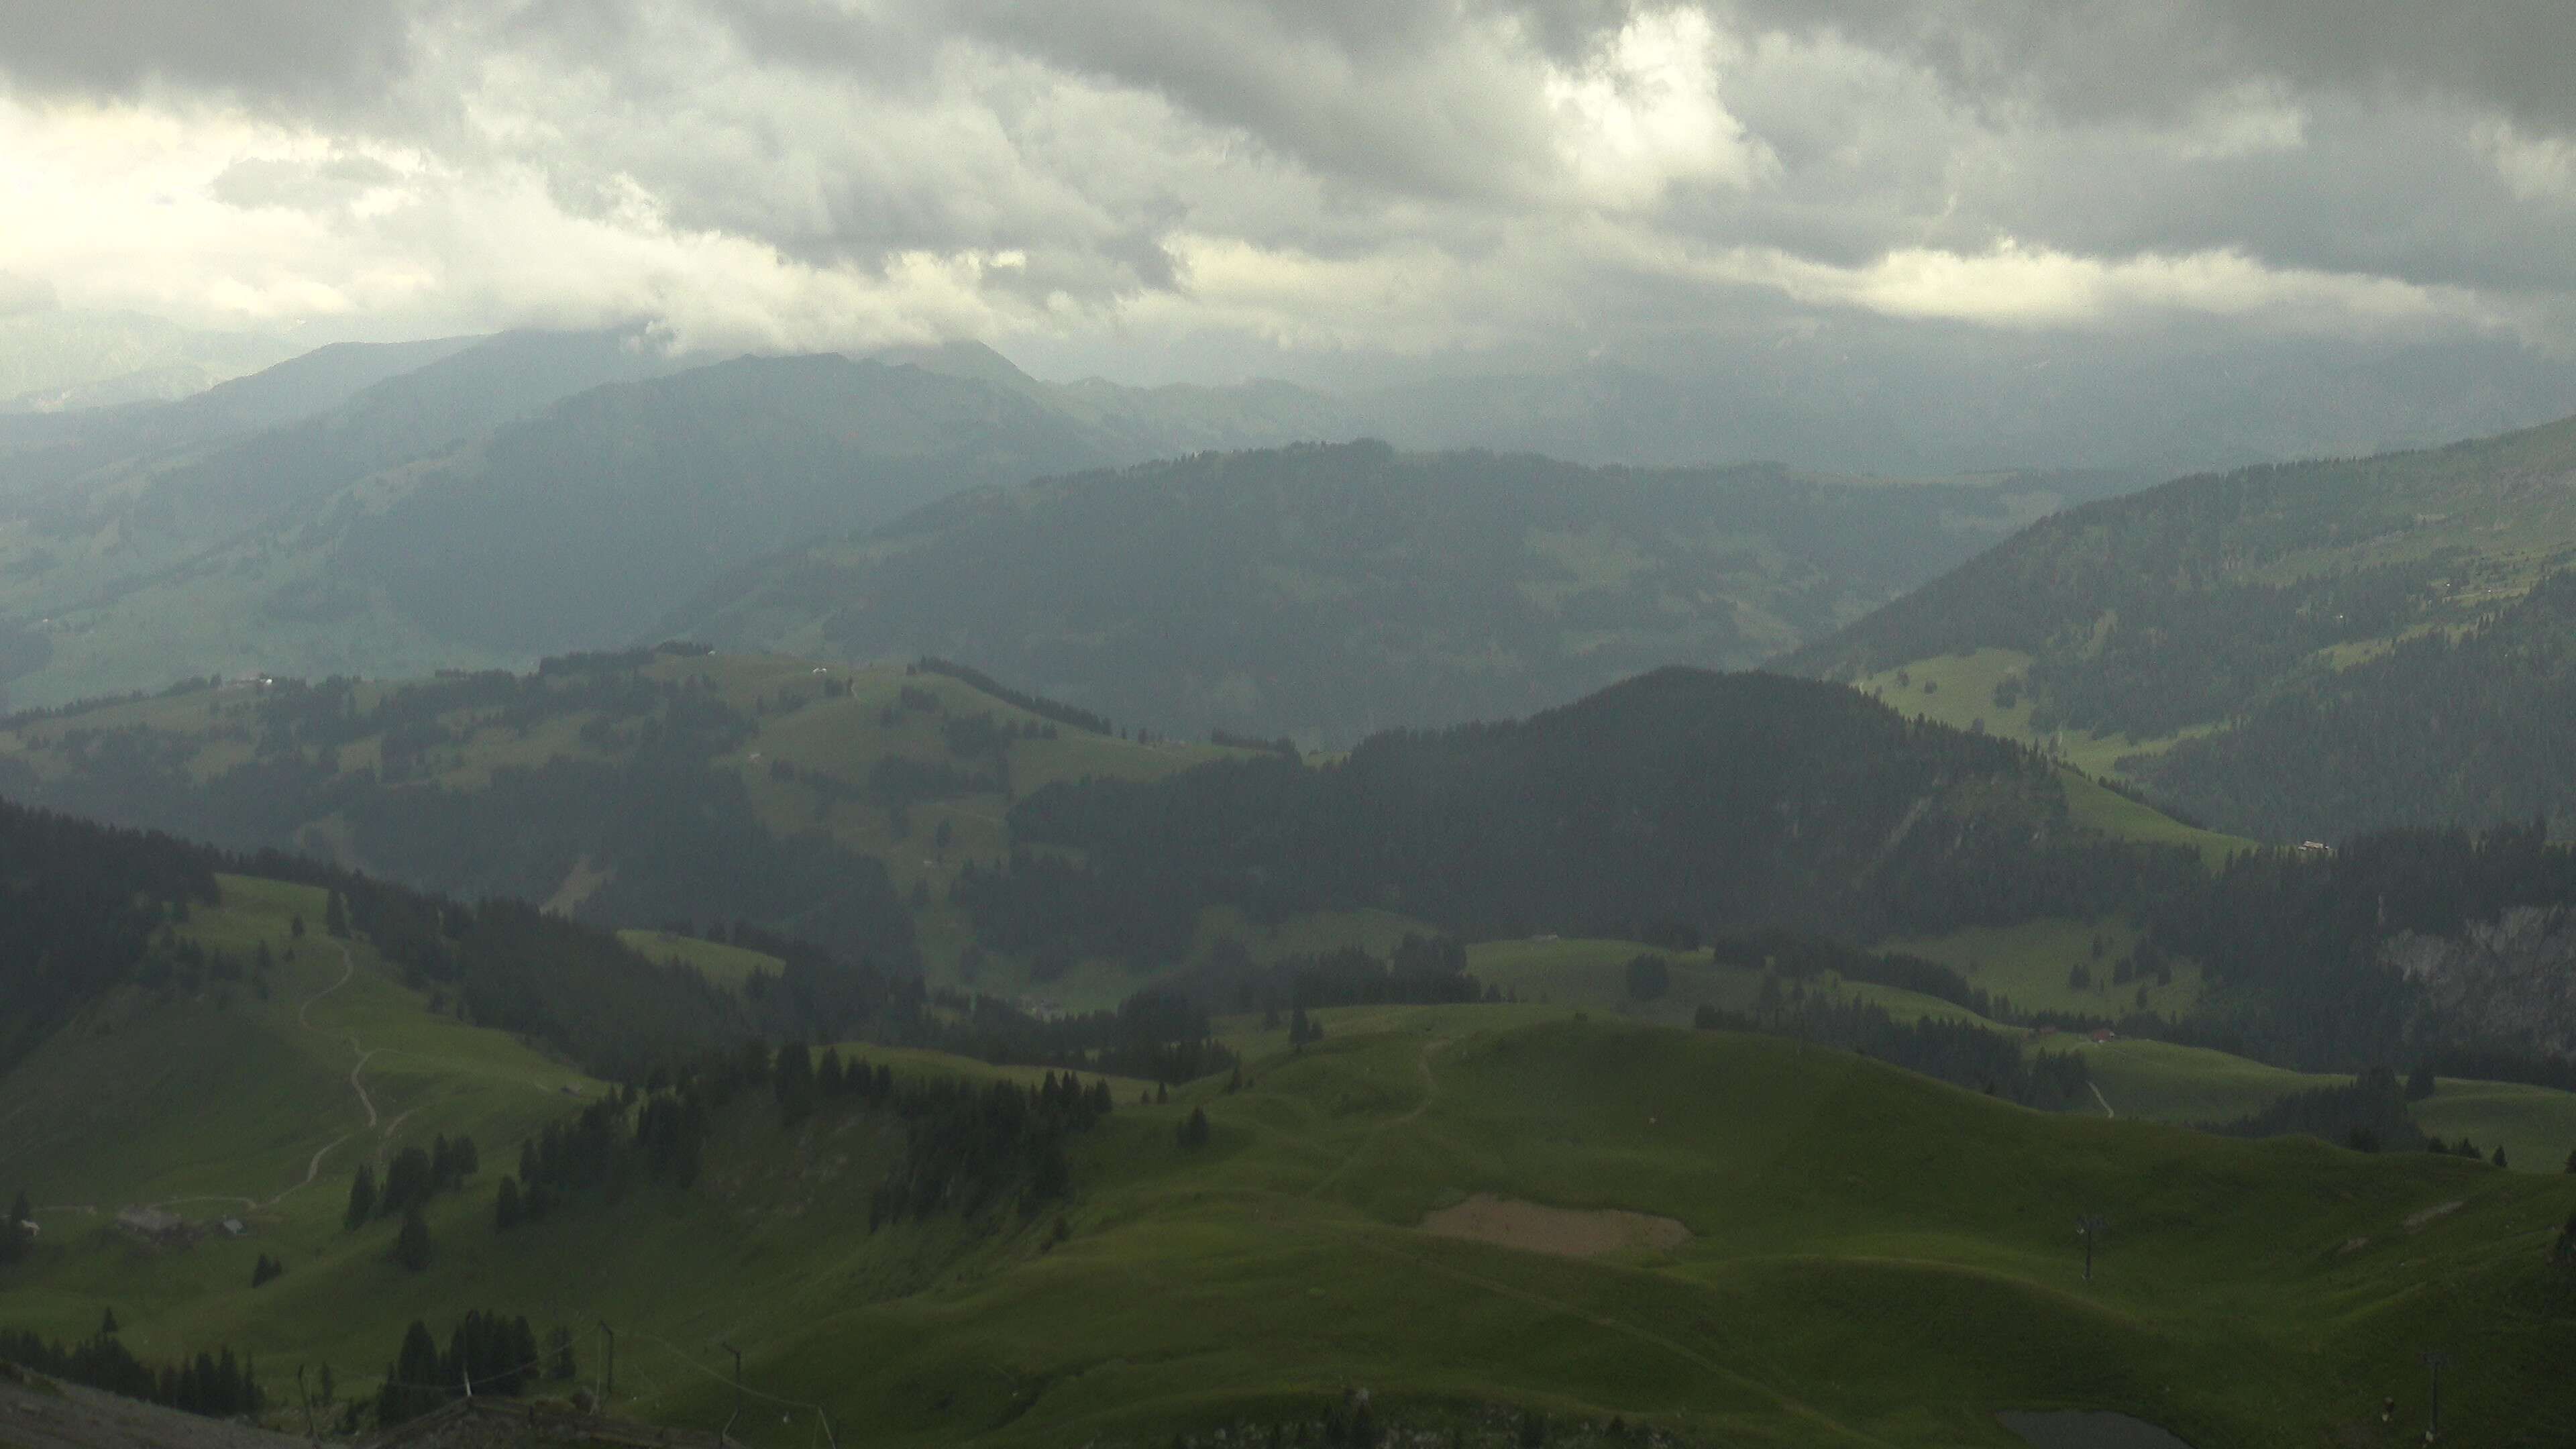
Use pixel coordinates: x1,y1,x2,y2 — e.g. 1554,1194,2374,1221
867,338,1038,392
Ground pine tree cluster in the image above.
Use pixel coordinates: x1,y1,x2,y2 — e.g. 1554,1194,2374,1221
0,1324,263,1418
374,1311,554,1426
867,1068,1112,1227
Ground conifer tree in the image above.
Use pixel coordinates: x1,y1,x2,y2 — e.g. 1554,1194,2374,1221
325,891,350,938
377,1322,443,1426
393,1208,433,1271
774,1041,816,1125
343,1164,377,1231
494,1176,523,1232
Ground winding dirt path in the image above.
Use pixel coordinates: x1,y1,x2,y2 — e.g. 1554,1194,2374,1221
265,1134,354,1206
1305,1037,1446,1200
247,943,381,1205
2089,1083,2116,1119
298,949,354,1028
301,946,380,1128
346,1043,382,1128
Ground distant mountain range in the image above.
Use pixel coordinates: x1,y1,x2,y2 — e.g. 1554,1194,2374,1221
672,440,2130,742
0,329,2136,715
0,309,303,408
1784,411,2576,841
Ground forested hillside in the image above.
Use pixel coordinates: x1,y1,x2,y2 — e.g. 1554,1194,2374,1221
0,784,1234,1097
975,668,2199,953
0,649,1244,981
674,441,2103,743
22,645,2576,1085
2137,572,2576,839
0,799,739,1081
1781,412,2576,837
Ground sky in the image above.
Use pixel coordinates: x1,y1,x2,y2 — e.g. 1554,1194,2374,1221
3,0,2573,397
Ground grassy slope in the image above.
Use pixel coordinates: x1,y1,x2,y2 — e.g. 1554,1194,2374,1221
1851,651,2217,782
0,874,588,1356
2057,771,2254,868
1460,935,2576,1175
615,931,784,991
1822,417,2576,797
6,942,2575,1448
1878,916,2200,1021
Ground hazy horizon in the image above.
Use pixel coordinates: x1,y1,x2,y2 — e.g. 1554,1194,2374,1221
6,1,2576,473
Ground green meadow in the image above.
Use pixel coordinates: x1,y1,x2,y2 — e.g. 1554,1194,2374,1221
9,973,2573,1448
1452,934,2576,1175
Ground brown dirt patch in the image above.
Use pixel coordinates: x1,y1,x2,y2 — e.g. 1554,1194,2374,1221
1419,1193,1689,1258
2403,1199,2463,1232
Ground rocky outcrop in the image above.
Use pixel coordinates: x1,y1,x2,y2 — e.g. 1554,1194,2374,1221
2385,906,2576,1057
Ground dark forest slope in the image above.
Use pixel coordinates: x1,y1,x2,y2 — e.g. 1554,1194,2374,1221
1780,412,2576,835
970,668,2194,955
673,441,2101,743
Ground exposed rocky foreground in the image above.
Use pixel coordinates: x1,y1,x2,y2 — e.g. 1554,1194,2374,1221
1,1368,309,1449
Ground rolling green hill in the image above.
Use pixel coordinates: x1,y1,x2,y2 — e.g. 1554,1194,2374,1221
4,766,2573,1445
1782,412,2576,839
12,651,2576,1098
0,649,1246,994
1437,935,2576,1175
7,991,2573,1448
673,441,2118,744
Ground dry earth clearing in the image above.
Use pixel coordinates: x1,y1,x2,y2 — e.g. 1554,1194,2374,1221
1419,1194,1690,1258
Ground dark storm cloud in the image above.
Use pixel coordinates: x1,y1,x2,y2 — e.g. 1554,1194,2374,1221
1717,0,2576,130
0,0,429,109
939,0,1569,202
3,0,2571,366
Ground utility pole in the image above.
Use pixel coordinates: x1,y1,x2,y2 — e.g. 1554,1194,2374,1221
2420,1350,2447,1442
721,1342,744,1444
2076,1214,2107,1283
598,1322,616,1412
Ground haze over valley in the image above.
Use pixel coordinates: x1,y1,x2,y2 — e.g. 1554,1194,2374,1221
7,4,2576,1448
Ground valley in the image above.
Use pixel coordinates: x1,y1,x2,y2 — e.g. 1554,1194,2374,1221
14,13,2576,1448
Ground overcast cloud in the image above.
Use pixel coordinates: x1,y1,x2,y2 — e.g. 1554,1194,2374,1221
2,0,2572,395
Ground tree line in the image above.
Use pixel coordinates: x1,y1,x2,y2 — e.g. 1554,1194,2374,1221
375,1310,580,1427
0,1317,264,1419
973,669,2198,962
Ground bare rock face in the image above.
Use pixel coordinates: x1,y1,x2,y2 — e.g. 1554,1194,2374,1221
2386,906,2576,1057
